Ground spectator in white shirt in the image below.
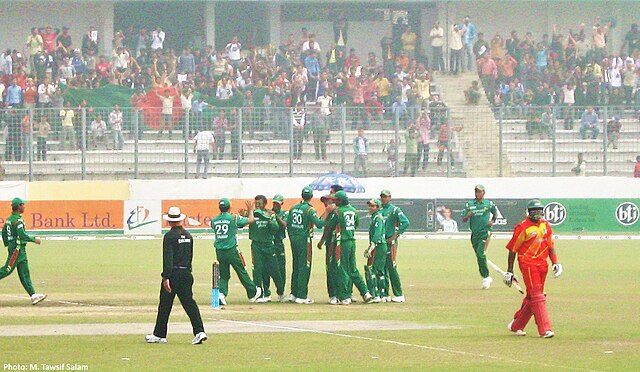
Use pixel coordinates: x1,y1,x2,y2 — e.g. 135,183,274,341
109,104,124,150
436,206,459,232
151,27,165,51
429,22,445,71
226,36,242,68
193,130,215,179
450,24,466,75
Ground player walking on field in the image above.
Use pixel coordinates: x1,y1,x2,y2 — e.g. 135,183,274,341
461,184,497,289
249,195,285,303
211,198,262,305
325,191,373,305
146,207,206,345
0,198,46,305
287,186,328,304
364,198,387,303
504,199,563,338
380,189,410,303
271,194,288,293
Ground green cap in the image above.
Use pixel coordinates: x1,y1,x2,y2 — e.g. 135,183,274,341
302,186,314,197
527,199,543,210
367,198,382,208
219,198,231,208
334,190,349,202
11,197,26,206
474,184,485,191
273,194,284,204
380,189,391,196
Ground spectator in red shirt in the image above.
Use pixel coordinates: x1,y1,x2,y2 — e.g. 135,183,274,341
23,78,38,110
634,156,640,178
40,26,59,53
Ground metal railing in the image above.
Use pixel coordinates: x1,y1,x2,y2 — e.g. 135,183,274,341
1,104,636,180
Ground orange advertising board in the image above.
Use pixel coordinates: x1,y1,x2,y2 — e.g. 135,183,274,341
0,200,124,231
161,199,326,229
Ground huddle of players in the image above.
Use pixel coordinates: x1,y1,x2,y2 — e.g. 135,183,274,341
211,185,410,305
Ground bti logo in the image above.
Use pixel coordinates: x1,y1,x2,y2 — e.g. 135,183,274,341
127,206,158,230
615,202,639,226
544,202,567,225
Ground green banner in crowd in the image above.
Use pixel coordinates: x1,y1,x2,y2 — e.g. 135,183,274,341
540,199,639,233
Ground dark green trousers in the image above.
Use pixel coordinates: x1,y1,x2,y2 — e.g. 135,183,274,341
0,248,36,296
251,241,284,297
289,236,313,299
336,240,368,301
215,247,258,299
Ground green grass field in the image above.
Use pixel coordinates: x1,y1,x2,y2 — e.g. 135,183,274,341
0,238,638,371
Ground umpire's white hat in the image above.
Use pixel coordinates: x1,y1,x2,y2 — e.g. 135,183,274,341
163,206,186,222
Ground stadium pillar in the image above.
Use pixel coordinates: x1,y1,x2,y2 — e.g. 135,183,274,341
393,108,400,177
551,108,557,177
133,111,139,179
340,106,346,174
28,108,34,182
602,106,608,176
237,109,243,178
184,111,190,179
498,107,503,177
268,3,281,50
288,108,294,177
205,2,216,48
81,108,87,180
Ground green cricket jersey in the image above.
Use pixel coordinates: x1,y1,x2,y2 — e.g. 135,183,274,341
249,210,279,243
462,199,497,234
369,211,386,245
274,209,288,241
287,201,325,238
325,205,359,241
380,203,410,239
211,212,249,250
2,212,36,249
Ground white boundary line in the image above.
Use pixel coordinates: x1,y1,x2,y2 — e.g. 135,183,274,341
217,319,602,372
42,233,640,241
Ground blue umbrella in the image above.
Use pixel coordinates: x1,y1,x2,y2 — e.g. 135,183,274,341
309,172,365,193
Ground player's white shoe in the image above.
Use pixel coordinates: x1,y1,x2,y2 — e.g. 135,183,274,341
288,294,297,303
482,276,493,289
340,298,352,305
255,296,271,303
350,296,358,303
294,298,314,304
249,287,262,303
218,293,227,306
371,296,382,303
191,332,207,345
542,330,555,338
391,295,405,303
329,297,339,305
363,292,374,303
277,294,287,302
382,296,391,303
507,320,526,336
31,293,47,305
145,334,167,344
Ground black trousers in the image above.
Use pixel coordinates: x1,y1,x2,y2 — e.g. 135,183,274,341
153,271,204,338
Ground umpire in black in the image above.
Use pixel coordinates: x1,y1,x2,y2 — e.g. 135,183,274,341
146,206,207,345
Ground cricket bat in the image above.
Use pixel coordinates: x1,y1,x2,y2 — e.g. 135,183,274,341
212,261,220,309
486,259,525,294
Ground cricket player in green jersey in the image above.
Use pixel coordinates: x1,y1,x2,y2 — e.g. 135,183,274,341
380,189,410,303
286,186,328,304
0,198,47,305
272,194,288,293
317,188,340,305
461,184,498,289
364,198,387,303
324,191,372,305
211,198,262,305
249,195,285,303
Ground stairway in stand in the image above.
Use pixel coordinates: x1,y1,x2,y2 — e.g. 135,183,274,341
435,71,512,177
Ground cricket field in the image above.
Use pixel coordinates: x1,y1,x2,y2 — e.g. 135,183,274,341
0,237,638,371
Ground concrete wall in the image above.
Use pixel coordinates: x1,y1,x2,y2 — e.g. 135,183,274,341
0,1,114,56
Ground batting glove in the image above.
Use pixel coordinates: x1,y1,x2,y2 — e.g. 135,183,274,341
552,263,563,278
503,272,514,287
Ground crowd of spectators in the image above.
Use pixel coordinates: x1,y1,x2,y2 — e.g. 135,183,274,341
2,15,460,176
459,18,640,139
